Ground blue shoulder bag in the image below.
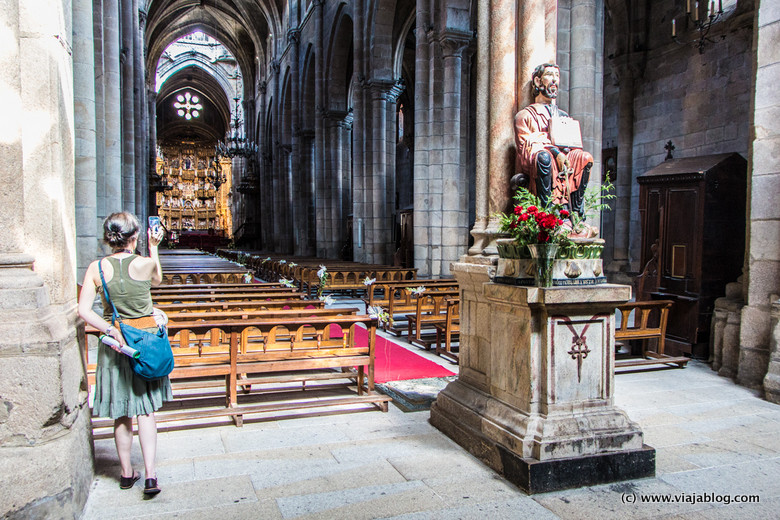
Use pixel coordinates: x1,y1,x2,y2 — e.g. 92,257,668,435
99,261,174,381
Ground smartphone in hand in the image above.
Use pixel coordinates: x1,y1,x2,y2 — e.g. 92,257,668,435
148,216,162,235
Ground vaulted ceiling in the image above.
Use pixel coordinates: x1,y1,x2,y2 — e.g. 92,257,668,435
147,0,283,146
146,0,283,99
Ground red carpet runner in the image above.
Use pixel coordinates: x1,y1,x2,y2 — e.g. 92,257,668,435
352,325,456,383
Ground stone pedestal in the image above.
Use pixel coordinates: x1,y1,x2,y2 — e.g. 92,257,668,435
430,261,654,494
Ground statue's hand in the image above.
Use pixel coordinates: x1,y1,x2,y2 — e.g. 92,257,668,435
556,152,569,172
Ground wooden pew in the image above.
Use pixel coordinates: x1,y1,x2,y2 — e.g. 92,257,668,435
154,299,325,314
405,292,460,349
151,286,298,298
86,314,390,432
434,299,460,363
364,281,459,331
151,282,285,295
161,272,249,285
151,291,306,304
300,265,418,297
165,307,360,356
614,300,689,369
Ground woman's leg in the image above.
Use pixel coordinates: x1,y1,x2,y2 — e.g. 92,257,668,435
136,413,158,479
114,416,134,478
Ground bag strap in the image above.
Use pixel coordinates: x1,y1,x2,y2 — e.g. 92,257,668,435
98,260,122,325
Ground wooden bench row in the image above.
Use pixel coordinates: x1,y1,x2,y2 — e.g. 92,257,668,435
85,314,390,432
220,252,420,297
614,300,690,369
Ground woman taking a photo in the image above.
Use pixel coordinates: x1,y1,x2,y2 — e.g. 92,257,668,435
78,212,171,497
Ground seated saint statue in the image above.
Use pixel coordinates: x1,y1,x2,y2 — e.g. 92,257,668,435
512,63,594,224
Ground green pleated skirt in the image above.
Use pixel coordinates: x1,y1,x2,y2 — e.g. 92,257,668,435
92,331,173,419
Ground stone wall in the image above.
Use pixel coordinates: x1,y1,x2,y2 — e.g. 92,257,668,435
603,0,754,274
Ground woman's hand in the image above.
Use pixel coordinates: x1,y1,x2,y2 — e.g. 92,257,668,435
105,325,128,351
148,227,164,247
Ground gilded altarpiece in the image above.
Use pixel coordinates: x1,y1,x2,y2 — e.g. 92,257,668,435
154,143,232,237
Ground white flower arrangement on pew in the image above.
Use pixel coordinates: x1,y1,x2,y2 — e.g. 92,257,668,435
289,262,297,268
407,286,426,297
279,278,296,288
367,305,392,326
279,259,287,264
262,257,271,264
363,277,376,286
243,272,253,284
321,295,336,306
316,265,329,300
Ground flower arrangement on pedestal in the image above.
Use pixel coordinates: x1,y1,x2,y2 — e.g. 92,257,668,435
498,189,572,286
495,180,615,287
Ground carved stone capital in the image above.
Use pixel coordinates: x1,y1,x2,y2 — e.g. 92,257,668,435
287,29,301,44
340,110,354,130
439,30,472,58
270,59,280,75
258,80,267,94
367,78,405,103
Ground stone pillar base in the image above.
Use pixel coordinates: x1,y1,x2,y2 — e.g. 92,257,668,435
431,379,655,493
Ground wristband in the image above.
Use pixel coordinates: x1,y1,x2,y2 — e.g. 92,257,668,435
105,325,114,336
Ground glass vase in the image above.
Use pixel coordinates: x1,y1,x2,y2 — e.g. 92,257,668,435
528,243,559,287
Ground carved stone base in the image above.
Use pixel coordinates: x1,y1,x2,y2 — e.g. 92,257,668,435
431,383,655,493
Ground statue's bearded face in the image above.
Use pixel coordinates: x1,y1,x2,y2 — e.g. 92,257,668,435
535,66,559,100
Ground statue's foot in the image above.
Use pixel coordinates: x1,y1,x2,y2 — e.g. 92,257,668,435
563,220,599,239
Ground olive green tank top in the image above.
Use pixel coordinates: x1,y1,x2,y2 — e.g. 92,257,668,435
100,255,154,320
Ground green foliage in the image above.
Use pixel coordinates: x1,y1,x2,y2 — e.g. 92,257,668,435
569,177,616,234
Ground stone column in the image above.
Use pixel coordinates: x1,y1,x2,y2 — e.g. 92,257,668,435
468,0,491,255
104,0,122,216
365,80,401,265
73,0,98,279
93,0,106,234
0,1,93,516
134,1,147,220
120,0,135,211
351,0,367,263
413,1,432,270
338,113,353,258
270,61,285,253
738,0,780,390
288,26,310,256
567,0,603,193
257,80,272,249
148,84,157,183
719,310,743,379
439,32,471,275
485,0,522,248
313,0,329,257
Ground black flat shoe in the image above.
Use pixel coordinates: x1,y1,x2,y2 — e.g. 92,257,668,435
119,472,140,489
143,478,161,497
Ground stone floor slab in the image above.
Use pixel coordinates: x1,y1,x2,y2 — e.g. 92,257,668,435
274,481,440,519
380,497,562,520
81,475,257,520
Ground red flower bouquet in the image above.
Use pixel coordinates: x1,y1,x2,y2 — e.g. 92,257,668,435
499,188,572,249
